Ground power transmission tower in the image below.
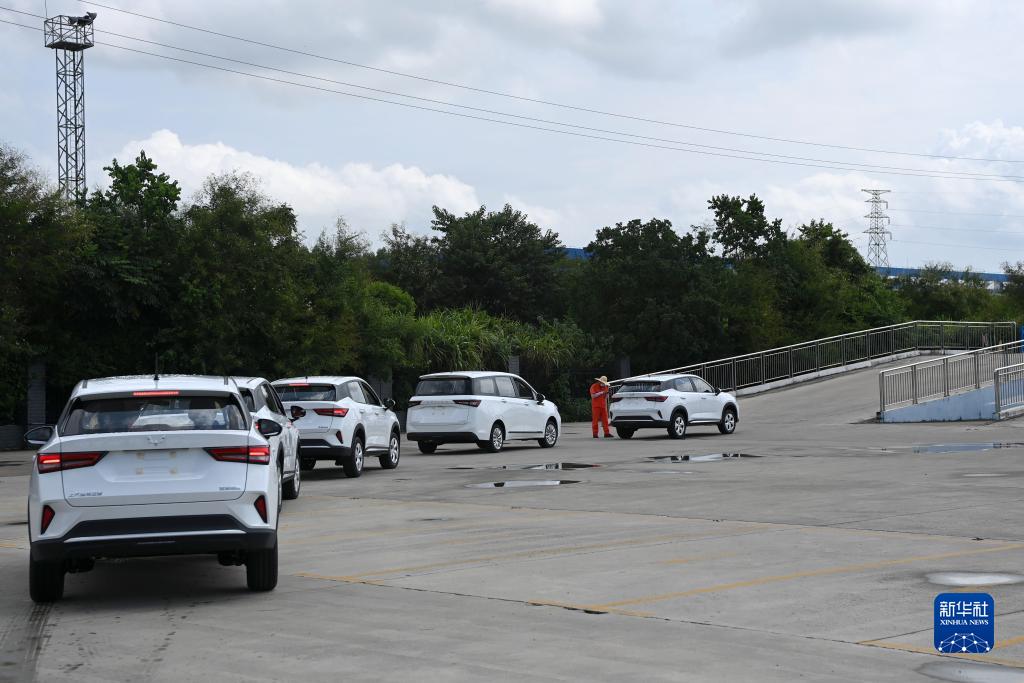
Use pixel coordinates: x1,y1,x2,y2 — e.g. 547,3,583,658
44,12,96,199
862,188,892,268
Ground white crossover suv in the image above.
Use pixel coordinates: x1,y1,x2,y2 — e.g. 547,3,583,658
26,375,282,603
232,377,302,500
272,376,401,478
609,374,738,439
406,372,561,454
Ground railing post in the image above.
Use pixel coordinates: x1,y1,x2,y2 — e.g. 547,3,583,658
760,353,766,385
841,337,846,366
788,348,794,378
879,371,885,418
943,357,949,397
994,369,1002,419
731,359,737,392
974,353,981,389
814,341,820,371
866,331,871,359
912,369,918,404
940,322,945,354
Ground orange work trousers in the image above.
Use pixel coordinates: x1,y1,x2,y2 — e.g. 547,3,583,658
591,402,610,436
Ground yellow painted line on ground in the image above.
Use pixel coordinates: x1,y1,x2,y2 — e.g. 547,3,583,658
859,640,1024,668
333,524,770,580
0,541,22,549
658,552,738,566
282,521,490,547
589,543,1024,610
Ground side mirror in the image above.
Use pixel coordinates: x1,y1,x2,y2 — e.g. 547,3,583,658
537,393,546,404
257,419,283,438
24,425,54,449
714,387,721,395
290,405,306,420
384,398,396,410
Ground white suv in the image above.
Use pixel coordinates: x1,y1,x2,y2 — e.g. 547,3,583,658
233,377,302,500
273,376,401,478
406,372,561,454
26,375,281,603
609,374,738,439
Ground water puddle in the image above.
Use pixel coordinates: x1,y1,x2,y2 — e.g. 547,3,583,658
926,572,1024,587
450,463,598,471
917,661,1024,683
465,480,580,489
648,454,761,463
914,443,1024,454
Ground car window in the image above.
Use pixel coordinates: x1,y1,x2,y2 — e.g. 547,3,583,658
62,395,247,435
347,381,368,404
361,382,382,406
239,389,257,413
475,377,498,396
620,381,662,393
674,378,696,392
261,383,285,416
415,378,472,395
691,377,714,393
495,376,517,398
513,378,535,400
274,384,336,401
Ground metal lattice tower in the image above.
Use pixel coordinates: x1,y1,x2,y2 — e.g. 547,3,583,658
862,188,892,268
44,13,96,199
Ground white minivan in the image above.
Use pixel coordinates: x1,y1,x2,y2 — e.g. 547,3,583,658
406,372,561,453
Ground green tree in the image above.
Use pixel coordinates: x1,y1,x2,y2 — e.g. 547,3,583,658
708,194,785,260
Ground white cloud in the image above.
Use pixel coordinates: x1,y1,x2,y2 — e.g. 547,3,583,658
484,0,603,30
113,130,481,240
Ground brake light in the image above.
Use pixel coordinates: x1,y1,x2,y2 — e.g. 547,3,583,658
289,383,310,387
37,451,106,473
407,400,422,407
314,407,349,417
40,505,55,534
453,399,481,407
645,396,669,402
254,495,268,523
132,390,180,397
206,445,271,464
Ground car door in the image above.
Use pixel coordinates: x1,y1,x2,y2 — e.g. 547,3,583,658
359,381,388,449
512,377,544,437
263,382,297,474
689,377,722,421
346,381,379,448
673,377,707,421
493,376,524,434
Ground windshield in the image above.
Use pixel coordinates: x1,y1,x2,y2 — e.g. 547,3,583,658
415,377,472,396
62,395,247,435
274,384,337,402
618,381,666,393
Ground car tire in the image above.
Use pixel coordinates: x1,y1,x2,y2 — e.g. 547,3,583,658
379,430,401,469
667,411,687,439
538,419,558,448
299,458,316,472
616,427,635,439
417,442,438,455
718,407,738,435
480,422,505,453
29,556,65,603
283,457,301,500
246,541,278,591
342,435,364,478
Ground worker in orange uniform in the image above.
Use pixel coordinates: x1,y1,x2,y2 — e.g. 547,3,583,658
590,375,613,438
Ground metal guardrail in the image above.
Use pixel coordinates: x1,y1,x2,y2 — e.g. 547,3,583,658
614,321,1016,395
994,362,1024,419
879,340,1024,416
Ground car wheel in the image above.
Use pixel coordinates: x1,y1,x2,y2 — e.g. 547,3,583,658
342,436,365,478
417,442,438,455
246,540,278,591
379,430,401,469
283,456,301,500
538,419,558,448
299,457,316,471
667,411,687,439
616,427,635,439
718,407,738,435
479,423,505,453
29,556,65,603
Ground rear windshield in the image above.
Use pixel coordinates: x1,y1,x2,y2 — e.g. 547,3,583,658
618,381,666,393
415,377,472,396
62,395,247,435
274,384,337,402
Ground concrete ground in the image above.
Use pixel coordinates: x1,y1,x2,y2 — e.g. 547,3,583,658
2,362,1024,681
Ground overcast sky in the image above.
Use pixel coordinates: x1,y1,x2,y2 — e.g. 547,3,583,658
3,0,1022,271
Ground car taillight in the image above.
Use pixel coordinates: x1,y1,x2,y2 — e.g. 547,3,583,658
206,445,271,465
254,495,268,523
37,451,106,474
645,396,669,402
40,505,55,534
407,400,422,407
453,399,481,407
314,408,349,417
